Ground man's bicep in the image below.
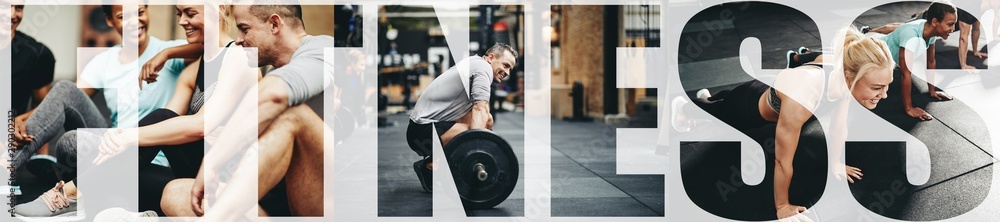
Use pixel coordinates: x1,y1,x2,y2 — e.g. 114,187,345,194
272,58,327,106
469,71,492,102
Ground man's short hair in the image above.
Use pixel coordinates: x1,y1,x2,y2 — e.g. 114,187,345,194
249,4,304,29
926,2,957,22
486,43,518,60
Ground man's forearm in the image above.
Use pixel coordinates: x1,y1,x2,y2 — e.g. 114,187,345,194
470,102,490,130
203,92,263,167
973,23,982,54
204,80,289,168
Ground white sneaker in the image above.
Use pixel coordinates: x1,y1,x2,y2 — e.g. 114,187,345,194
696,89,711,100
94,207,159,222
798,46,810,54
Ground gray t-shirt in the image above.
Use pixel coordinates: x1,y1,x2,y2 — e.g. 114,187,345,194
410,56,494,124
268,35,335,106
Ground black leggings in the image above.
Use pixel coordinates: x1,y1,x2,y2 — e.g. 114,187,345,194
791,52,822,68
137,108,204,179
686,80,771,131
406,119,455,157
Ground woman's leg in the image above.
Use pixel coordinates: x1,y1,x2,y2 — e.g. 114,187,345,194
137,109,205,178
686,81,770,130
14,80,108,169
870,22,902,34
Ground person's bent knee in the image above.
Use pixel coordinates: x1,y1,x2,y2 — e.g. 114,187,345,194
259,76,290,107
276,104,311,125
52,80,75,91
55,130,78,167
49,80,76,98
440,123,469,146
161,179,194,216
49,80,91,103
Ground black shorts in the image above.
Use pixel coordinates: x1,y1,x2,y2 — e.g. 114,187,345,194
406,119,456,156
688,80,771,131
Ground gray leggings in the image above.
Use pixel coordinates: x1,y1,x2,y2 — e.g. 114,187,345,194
12,80,109,169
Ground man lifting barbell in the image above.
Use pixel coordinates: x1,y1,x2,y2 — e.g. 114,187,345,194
405,43,517,194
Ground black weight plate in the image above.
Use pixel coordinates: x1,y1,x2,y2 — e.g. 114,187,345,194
444,129,519,209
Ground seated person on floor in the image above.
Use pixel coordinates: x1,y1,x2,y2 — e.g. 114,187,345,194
11,4,192,218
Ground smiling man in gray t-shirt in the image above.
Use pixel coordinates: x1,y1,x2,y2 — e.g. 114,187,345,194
406,43,518,192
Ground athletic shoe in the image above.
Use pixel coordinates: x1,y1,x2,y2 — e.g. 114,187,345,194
94,207,159,222
413,157,433,192
786,50,797,68
798,46,810,54
13,181,78,218
860,26,871,34
696,89,711,100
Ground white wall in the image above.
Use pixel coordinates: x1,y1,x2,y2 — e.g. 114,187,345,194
18,5,81,81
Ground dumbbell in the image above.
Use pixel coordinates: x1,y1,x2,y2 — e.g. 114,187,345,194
442,129,519,209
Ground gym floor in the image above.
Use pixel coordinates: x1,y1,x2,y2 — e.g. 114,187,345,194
376,111,665,216
678,2,995,221
377,111,526,216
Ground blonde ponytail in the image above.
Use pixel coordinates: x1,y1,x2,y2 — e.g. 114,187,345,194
837,27,894,90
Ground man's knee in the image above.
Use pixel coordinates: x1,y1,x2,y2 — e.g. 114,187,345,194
161,179,194,216
273,105,311,128
259,76,290,107
440,123,469,147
